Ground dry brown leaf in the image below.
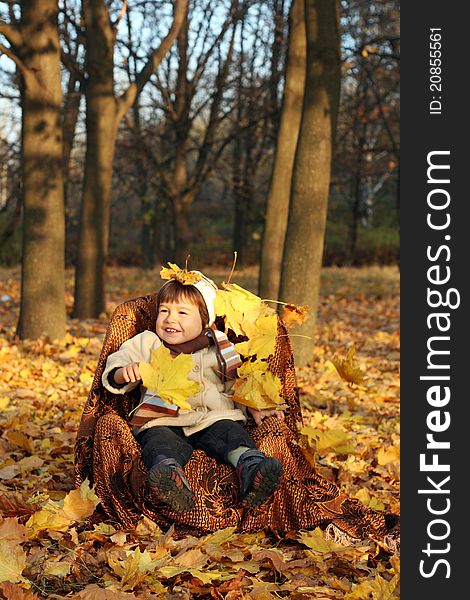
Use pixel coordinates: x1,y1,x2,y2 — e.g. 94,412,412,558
0,518,27,544
5,432,34,454
173,548,208,569
0,493,37,519
0,539,26,584
281,303,310,328
0,465,20,480
0,582,40,600
251,549,288,574
330,347,367,386
72,584,139,599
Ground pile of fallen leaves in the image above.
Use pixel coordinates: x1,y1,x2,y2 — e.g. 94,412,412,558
0,266,400,599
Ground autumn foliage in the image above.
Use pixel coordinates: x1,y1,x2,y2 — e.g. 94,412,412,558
0,266,399,598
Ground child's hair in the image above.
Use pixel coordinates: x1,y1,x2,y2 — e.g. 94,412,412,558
157,280,210,327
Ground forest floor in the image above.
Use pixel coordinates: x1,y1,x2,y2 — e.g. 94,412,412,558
0,265,400,599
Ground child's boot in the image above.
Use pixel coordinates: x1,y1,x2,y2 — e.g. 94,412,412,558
147,458,194,512
236,449,283,508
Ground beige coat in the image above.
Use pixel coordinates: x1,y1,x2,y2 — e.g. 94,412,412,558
102,330,246,435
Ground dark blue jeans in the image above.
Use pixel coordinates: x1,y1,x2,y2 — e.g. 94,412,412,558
135,419,256,470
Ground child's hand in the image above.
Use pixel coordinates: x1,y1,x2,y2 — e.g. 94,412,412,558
247,407,284,427
115,363,141,384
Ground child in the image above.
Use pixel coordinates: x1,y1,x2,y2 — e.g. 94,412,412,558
102,270,284,512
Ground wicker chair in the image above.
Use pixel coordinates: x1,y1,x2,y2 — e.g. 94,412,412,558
74,293,399,542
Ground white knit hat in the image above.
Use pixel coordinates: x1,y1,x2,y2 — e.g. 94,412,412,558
191,271,218,325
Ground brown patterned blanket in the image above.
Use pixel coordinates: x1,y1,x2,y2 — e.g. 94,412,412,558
74,293,399,545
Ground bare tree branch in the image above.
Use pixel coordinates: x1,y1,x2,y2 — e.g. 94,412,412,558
116,0,188,121
60,49,86,85
112,0,128,31
0,19,23,47
0,41,29,79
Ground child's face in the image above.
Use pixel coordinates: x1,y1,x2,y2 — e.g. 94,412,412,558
156,301,203,345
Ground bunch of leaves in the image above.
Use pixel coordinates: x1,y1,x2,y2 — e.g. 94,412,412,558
232,360,284,410
214,285,281,410
214,283,275,338
159,262,202,285
138,346,200,411
215,283,310,411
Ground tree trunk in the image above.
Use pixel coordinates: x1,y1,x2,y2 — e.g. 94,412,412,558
278,0,341,367
232,15,246,265
170,14,192,264
73,0,117,318
269,0,286,132
62,73,82,181
73,104,117,317
258,0,306,299
17,0,66,339
349,128,365,264
73,0,188,317
172,191,194,264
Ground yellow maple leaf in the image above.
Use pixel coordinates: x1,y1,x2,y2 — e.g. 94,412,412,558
26,479,99,538
108,548,159,591
26,500,71,537
330,347,366,386
377,445,400,466
61,479,99,521
160,263,202,285
0,539,27,584
354,488,385,511
232,360,283,410
156,566,224,583
201,526,237,546
43,560,71,578
139,346,200,411
344,573,399,600
299,527,344,554
300,426,356,454
234,314,278,359
215,283,274,336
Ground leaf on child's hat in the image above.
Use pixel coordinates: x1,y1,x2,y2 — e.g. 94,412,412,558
160,263,202,285
215,283,274,336
330,346,366,386
139,345,200,411
232,360,283,410
281,303,310,328
234,314,278,360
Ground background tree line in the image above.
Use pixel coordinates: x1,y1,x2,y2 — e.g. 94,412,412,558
0,0,399,366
